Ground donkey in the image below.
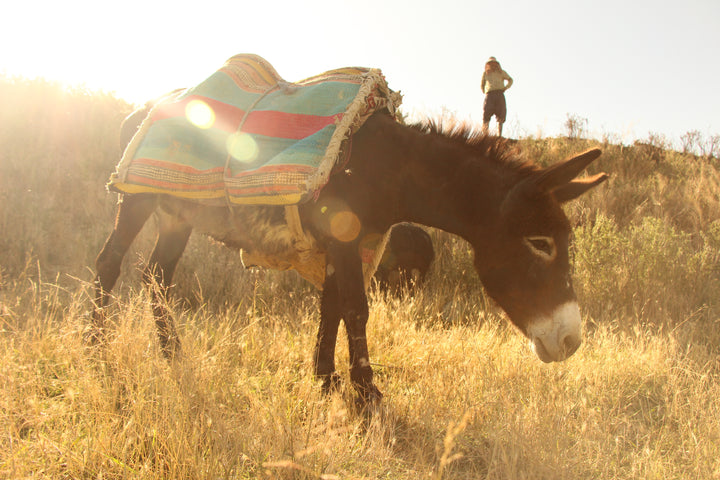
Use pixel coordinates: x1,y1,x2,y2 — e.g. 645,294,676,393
93,109,608,404
374,223,434,293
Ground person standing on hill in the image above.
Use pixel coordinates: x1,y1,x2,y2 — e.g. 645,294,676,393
481,56,513,137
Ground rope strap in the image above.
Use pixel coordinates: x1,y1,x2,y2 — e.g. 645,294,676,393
221,82,315,265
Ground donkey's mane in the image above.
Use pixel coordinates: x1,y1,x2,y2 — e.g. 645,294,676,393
408,117,539,176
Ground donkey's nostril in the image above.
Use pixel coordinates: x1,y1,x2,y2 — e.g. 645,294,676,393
561,332,581,358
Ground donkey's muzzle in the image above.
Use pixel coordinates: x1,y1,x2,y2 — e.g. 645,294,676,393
528,301,582,363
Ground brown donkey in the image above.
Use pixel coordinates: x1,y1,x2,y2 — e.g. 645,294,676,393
93,110,608,405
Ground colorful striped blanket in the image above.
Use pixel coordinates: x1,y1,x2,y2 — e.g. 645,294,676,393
109,54,402,205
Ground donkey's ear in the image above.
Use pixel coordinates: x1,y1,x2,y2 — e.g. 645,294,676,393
535,148,603,192
552,172,609,203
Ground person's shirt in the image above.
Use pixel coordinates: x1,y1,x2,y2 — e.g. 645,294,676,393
481,70,513,94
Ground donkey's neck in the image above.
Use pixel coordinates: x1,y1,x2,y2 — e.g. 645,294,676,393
354,115,517,241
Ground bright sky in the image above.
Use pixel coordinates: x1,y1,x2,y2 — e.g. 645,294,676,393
3,0,718,145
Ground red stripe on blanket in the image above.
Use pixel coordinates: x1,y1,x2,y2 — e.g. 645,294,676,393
150,96,244,127
244,110,341,139
151,96,342,140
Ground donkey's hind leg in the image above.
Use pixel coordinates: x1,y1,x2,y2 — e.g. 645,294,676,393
325,241,381,407
142,212,192,359
93,194,157,342
314,269,343,394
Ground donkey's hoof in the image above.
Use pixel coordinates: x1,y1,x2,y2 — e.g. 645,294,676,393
354,383,383,412
320,372,342,395
158,334,183,362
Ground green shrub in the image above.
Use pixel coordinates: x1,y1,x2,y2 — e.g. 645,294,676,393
574,214,720,327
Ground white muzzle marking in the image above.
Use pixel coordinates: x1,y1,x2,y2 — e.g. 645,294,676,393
527,301,582,362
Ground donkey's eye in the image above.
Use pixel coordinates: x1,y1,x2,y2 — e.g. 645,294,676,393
524,236,557,260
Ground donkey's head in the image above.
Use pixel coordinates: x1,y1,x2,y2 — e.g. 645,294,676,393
474,148,607,362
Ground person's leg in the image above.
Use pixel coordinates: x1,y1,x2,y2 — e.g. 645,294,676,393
482,94,492,135
497,92,507,138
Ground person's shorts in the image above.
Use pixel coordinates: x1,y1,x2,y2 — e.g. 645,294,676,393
483,90,507,123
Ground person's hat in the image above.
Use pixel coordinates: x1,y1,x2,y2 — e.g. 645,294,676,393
487,56,498,63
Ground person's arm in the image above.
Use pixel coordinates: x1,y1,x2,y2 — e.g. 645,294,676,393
503,71,513,91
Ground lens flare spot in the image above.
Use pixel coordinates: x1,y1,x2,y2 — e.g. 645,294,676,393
226,132,259,163
185,100,215,129
330,211,361,242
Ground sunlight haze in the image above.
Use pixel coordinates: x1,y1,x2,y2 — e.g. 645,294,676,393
3,0,718,145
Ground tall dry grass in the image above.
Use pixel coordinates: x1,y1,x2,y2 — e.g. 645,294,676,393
1,76,719,479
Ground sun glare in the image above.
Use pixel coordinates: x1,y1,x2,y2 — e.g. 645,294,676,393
185,100,215,129
330,211,361,242
226,132,259,163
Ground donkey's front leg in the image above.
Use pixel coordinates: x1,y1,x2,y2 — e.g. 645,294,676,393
326,241,382,406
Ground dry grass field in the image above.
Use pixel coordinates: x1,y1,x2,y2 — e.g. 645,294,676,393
1,77,719,479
